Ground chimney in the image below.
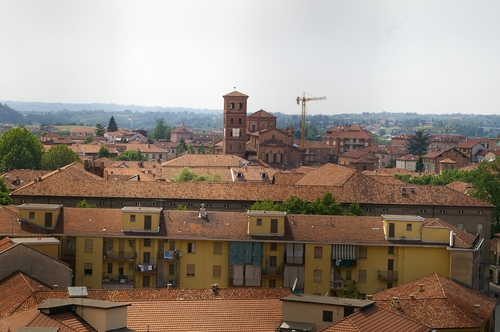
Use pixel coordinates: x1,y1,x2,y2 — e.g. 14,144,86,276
409,294,414,300
418,284,424,292
53,285,58,290
474,304,480,315
199,203,207,219
366,295,373,300
392,297,401,309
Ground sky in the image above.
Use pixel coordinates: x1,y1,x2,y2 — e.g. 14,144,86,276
1,0,500,115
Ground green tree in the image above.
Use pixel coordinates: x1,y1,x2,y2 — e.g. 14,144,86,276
176,139,187,157
0,128,45,171
95,123,105,136
76,199,96,208
469,160,500,235
415,155,424,172
41,144,81,170
84,136,94,144
407,129,430,155
175,205,188,211
116,150,147,161
250,199,283,211
172,167,222,182
97,146,110,158
337,284,359,298
197,143,206,154
108,116,118,132
187,143,195,154
151,118,172,140
344,202,362,216
0,178,13,205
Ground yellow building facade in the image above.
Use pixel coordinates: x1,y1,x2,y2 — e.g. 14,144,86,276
13,205,480,295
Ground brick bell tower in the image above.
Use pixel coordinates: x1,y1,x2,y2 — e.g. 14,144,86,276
222,91,248,158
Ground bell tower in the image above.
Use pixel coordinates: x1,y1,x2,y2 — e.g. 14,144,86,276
222,91,248,158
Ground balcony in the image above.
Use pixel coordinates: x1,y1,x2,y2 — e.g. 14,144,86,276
135,263,156,274
157,250,180,261
262,266,283,277
378,270,398,281
102,274,134,284
103,251,136,261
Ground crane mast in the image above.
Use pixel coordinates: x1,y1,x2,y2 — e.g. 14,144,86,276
296,92,326,150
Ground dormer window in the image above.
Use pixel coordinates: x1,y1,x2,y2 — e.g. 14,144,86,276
261,173,268,179
237,172,243,178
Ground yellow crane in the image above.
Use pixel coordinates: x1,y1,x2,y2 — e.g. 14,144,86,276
296,92,326,149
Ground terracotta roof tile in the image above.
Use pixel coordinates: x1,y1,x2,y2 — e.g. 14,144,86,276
248,109,276,118
0,170,51,190
0,236,13,251
319,305,430,332
162,154,247,167
372,274,496,329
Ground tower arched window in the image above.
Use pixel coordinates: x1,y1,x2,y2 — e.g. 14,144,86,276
238,118,242,125
273,153,277,163
238,102,243,110
230,102,234,109
230,118,234,124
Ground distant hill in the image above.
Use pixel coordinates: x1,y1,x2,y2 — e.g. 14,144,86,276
0,100,221,115
0,103,24,124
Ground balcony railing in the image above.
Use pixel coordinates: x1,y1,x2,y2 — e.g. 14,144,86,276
102,274,134,284
262,266,283,276
103,251,136,261
135,264,156,273
378,270,398,281
157,251,179,260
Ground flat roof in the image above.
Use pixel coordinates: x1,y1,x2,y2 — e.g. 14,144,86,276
39,298,130,310
121,206,163,213
281,294,374,308
11,237,60,245
247,210,287,217
17,203,62,210
382,214,424,222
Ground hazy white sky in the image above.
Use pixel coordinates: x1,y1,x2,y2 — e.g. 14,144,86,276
1,0,499,115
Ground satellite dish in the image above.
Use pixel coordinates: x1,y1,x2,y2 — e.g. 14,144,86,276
292,278,298,292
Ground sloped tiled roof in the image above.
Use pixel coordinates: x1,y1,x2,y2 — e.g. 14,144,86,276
272,171,307,185
0,205,48,236
162,154,247,167
446,181,472,194
318,305,430,332
25,311,97,331
0,169,51,190
248,109,276,118
160,166,232,182
223,90,248,97
127,299,282,331
294,163,373,186
0,270,52,319
0,236,12,251
372,274,497,330
339,150,377,159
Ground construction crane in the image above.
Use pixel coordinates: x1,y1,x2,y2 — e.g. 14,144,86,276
296,92,326,150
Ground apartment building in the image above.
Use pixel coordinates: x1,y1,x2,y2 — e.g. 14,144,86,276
6,204,482,296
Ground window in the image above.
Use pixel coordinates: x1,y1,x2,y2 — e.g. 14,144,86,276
323,311,333,322
388,223,395,238
187,264,195,276
420,209,426,213
144,238,151,247
169,241,176,251
388,246,394,255
382,208,389,212
406,223,412,231
477,224,483,235
84,239,93,253
346,270,352,281
118,263,124,275
387,282,393,289
440,210,446,214
99,201,106,206
402,209,408,213
213,265,221,278
188,242,196,253
458,223,465,230
358,247,367,259
270,219,278,233
214,242,222,254
365,208,372,212
107,263,113,274
314,246,323,258
143,275,150,287
313,269,322,283
224,204,230,208
44,212,52,227
269,256,277,267
169,264,175,275
358,270,367,283
84,263,92,275
458,210,464,214
270,242,277,251
478,211,483,214
29,211,35,219
256,218,262,226
269,279,276,288
130,215,136,222
170,203,176,207
144,215,152,230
